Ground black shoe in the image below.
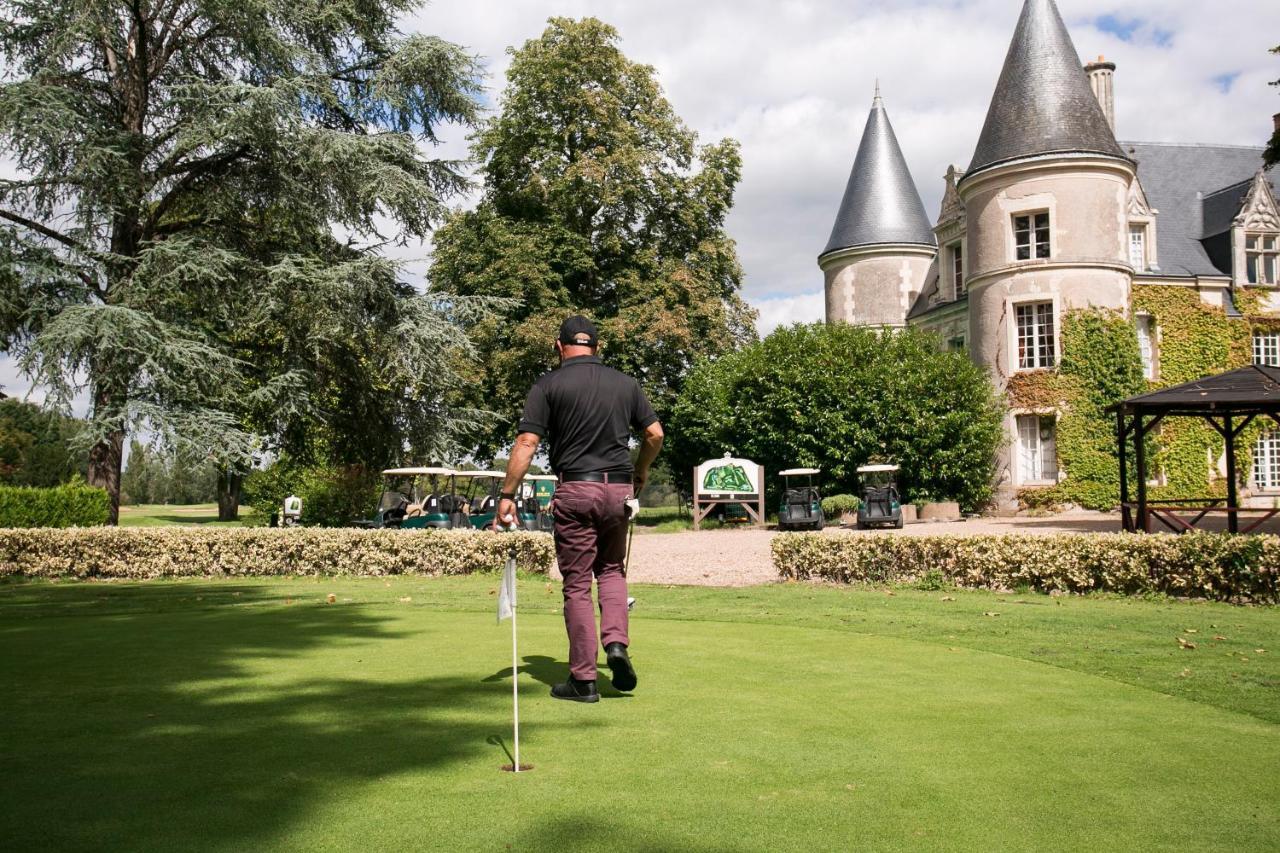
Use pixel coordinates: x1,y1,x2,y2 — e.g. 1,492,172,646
605,642,637,692
550,678,599,703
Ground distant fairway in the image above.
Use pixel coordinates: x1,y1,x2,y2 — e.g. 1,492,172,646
1,577,1277,851
119,503,254,527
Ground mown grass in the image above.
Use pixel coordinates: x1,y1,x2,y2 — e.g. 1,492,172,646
118,503,254,527
636,504,778,532
1,575,1276,852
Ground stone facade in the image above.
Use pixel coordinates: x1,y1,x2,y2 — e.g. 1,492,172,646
821,0,1280,508
821,245,935,328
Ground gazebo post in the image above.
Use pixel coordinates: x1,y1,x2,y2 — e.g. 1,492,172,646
1116,409,1130,532
1224,414,1239,534
1134,411,1148,533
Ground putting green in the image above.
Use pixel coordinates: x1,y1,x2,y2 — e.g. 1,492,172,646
1,578,1277,852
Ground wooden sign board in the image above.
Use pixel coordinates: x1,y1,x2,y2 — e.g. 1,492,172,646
692,454,766,530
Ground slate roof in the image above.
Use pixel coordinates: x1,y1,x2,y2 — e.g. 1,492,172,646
1109,365,1280,415
820,93,935,258
966,0,1127,177
1123,142,1272,277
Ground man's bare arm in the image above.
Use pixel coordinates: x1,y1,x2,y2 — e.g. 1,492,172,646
633,421,664,493
496,432,541,528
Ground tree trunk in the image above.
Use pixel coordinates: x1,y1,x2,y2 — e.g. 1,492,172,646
217,468,243,521
88,429,124,525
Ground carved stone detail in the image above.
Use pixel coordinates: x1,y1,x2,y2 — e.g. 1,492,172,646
1236,169,1280,231
937,164,966,226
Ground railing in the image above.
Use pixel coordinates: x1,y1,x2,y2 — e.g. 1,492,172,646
1122,498,1280,534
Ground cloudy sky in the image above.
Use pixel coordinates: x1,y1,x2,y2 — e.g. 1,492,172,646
407,0,1280,331
2,0,1278,402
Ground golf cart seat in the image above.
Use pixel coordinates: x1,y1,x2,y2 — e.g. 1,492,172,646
784,487,818,506
404,503,424,518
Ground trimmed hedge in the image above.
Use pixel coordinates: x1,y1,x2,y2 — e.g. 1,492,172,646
0,528,554,579
820,494,860,516
772,533,1279,604
0,483,110,528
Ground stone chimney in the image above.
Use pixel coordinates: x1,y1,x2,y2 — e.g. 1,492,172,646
1084,55,1116,133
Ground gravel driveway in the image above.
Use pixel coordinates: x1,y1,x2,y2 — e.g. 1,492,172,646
548,511,1133,587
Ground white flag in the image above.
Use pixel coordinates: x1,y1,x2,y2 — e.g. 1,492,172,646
497,552,516,623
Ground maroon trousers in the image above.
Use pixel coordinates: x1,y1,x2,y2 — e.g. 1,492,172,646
552,480,632,680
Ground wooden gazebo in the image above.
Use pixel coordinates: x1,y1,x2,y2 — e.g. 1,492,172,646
1109,365,1280,533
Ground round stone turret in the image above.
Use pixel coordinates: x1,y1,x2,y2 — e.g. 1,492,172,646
819,89,936,328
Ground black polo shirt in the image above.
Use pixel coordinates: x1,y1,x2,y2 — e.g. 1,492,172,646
517,355,659,476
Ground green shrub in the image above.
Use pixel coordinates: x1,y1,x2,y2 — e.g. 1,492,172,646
820,494,860,516
771,533,1279,604
915,568,947,591
667,324,1005,512
0,528,553,578
0,482,110,528
1015,487,1063,513
243,462,380,527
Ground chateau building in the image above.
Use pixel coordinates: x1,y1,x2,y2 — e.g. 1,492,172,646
821,0,1280,506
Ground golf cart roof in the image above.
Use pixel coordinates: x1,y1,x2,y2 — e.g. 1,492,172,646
779,468,820,476
857,464,900,473
451,470,505,479
524,474,558,481
382,466,455,477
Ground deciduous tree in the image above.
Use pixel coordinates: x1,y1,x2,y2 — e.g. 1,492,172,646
667,324,1005,511
0,0,486,521
431,17,755,456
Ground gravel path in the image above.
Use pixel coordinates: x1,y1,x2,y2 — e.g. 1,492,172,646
549,511,1132,587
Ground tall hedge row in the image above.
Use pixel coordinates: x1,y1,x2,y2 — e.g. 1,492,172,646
0,528,554,579
772,533,1279,604
0,483,110,528
667,324,1005,511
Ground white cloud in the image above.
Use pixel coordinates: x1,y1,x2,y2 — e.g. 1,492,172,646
6,1,1278,401
413,0,1280,303
750,291,826,335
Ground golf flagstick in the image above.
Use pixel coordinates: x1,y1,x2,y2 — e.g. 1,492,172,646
509,543,519,773
497,538,521,771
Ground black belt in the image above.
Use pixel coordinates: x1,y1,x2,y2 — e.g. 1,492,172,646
559,472,632,484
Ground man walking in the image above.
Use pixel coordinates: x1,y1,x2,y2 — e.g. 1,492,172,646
497,316,664,703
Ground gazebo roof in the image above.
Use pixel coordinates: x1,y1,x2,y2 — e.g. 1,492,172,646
1109,365,1280,416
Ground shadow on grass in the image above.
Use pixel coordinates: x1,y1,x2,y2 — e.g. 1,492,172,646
484,654,633,698
0,581,596,851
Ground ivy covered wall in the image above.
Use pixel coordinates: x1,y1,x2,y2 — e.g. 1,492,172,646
1007,307,1145,510
1131,285,1277,501
1009,287,1279,510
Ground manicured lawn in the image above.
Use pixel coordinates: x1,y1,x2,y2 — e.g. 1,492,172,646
1,576,1277,851
119,503,254,527
636,505,773,532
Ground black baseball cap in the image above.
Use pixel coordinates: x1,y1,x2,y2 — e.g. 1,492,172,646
558,315,598,348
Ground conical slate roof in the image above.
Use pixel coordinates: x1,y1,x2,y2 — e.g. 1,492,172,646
966,0,1126,177
821,91,935,258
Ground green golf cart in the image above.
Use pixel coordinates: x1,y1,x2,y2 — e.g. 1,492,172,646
777,468,824,531
453,471,541,531
525,474,557,532
856,464,903,529
358,467,462,529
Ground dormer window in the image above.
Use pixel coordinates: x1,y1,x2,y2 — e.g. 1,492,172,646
1247,234,1279,285
951,242,965,298
1128,224,1147,271
1014,212,1050,260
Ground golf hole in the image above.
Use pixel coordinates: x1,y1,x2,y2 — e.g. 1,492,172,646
501,764,534,772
